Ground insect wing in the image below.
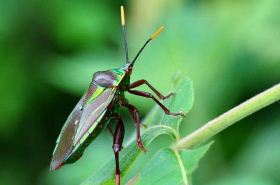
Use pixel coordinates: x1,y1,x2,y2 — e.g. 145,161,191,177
50,87,116,170
50,94,85,170
74,88,116,146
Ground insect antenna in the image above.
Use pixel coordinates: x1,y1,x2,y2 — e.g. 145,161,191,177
120,6,129,64
130,26,164,66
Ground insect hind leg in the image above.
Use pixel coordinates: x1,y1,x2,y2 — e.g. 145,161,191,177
112,117,125,185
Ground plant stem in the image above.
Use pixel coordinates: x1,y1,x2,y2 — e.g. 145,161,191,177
173,83,280,150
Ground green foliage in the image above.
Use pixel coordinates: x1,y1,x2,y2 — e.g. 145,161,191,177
128,143,213,185
149,76,194,130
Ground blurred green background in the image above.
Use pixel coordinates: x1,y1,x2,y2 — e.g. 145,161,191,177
0,0,279,185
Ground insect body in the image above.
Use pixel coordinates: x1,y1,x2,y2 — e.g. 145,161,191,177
50,6,184,185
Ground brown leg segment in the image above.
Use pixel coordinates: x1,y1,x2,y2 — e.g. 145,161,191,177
128,89,185,117
129,79,173,100
122,103,147,153
112,117,125,185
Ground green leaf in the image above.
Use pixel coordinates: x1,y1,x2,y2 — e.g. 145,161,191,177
148,76,194,130
181,141,213,178
127,149,185,185
127,142,213,185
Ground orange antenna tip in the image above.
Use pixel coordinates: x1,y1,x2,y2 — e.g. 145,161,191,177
150,26,164,40
120,6,125,26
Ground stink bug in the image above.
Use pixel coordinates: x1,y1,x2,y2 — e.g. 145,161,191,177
50,6,184,185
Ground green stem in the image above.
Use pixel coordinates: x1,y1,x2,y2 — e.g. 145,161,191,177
173,83,280,150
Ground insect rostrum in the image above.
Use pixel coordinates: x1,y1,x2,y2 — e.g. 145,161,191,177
50,5,184,185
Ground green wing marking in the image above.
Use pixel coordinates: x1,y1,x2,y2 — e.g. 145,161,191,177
85,85,105,105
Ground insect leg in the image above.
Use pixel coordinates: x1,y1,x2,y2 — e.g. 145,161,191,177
129,79,173,100
122,103,147,153
112,117,125,185
128,89,185,117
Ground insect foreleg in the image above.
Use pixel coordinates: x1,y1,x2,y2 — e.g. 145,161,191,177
129,79,173,100
128,89,185,117
112,117,125,185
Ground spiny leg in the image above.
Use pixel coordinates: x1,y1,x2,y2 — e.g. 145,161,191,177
129,79,173,100
112,117,125,185
122,103,147,153
128,89,185,117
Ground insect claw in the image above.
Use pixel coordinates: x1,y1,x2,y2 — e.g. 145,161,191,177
168,110,186,117
141,123,148,128
163,92,175,100
179,111,186,117
137,139,147,153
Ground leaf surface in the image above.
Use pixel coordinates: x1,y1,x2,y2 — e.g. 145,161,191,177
149,76,194,130
126,142,213,185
